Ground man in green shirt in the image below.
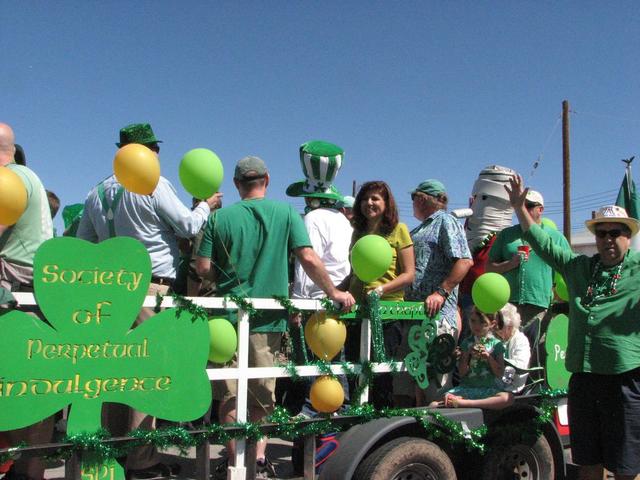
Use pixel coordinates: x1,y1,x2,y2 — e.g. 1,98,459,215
488,189,570,350
507,175,640,480
0,123,54,480
196,156,354,478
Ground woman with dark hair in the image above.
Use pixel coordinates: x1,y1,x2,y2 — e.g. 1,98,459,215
346,181,415,406
349,181,414,300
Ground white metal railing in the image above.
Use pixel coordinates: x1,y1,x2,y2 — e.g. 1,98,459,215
12,293,405,480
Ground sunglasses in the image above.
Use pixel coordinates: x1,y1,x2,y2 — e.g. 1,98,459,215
595,228,625,239
411,193,419,201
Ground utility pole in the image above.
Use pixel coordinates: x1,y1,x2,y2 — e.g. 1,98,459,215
562,100,571,243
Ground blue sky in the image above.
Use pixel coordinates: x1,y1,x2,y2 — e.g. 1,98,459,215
3,1,639,236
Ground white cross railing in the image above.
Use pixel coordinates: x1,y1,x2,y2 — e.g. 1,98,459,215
11,293,406,480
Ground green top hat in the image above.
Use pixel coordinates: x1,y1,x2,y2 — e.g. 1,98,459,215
116,123,163,147
286,140,343,200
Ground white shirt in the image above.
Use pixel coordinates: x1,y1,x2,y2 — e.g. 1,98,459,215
500,330,531,393
291,208,353,299
77,175,209,278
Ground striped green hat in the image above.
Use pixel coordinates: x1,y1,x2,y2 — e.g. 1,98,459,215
286,140,343,200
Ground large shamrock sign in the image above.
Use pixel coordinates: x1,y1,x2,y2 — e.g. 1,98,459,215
0,237,211,480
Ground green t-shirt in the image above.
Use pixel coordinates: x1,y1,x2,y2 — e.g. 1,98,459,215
0,164,53,266
197,198,311,332
460,334,504,388
489,223,570,308
349,223,413,302
524,223,640,374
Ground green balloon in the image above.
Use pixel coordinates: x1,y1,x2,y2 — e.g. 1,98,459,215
208,317,237,363
179,148,224,199
541,217,558,230
471,272,511,314
351,234,393,283
554,271,569,302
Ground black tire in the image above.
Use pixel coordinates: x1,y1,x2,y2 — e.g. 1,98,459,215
353,436,457,480
481,433,554,480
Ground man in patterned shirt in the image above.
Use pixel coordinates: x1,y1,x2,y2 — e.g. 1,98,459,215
405,179,473,403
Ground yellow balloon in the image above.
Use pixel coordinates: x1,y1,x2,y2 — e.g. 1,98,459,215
310,376,344,413
113,144,160,195
304,311,347,360
0,167,27,226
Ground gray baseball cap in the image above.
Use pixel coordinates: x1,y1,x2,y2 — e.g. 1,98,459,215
234,156,268,180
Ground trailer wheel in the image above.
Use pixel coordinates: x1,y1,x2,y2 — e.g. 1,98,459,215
481,433,554,480
353,436,456,480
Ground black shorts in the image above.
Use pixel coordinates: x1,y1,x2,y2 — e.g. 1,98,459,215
568,367,640,475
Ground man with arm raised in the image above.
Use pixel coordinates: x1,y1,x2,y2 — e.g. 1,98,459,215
506,175,640,480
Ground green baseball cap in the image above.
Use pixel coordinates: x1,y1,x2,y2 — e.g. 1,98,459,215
411,179,446,197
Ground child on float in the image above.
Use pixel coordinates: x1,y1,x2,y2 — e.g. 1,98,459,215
493,303,531,394
431,306,512,409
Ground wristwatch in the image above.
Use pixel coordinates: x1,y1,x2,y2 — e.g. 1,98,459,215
435,286,450,299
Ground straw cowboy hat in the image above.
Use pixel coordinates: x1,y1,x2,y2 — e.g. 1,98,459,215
585,205,640,237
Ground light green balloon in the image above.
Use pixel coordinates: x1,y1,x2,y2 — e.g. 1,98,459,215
471,272,511,314
541,217,558,230
208,317,237,363
554,271,569,302
179,148,224,199
350,234,393,283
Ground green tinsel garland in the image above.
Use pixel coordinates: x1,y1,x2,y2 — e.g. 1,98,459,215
484,388,569,448
320,297,341,316
271,295,301,316
366,291,388,362
272,296,309,364
0,392,568,465
296,324,310,364
170,293,209,322
281,358,338,381
225,294,260,319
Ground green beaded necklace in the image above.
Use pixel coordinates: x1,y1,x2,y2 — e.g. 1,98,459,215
581,253,626,307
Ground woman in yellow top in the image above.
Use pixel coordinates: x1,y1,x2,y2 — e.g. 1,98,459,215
348,181,415,299
347,181,415,407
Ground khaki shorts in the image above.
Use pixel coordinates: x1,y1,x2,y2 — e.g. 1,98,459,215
212,332,281,411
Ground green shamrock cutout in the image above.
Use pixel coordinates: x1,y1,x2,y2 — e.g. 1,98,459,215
404,315,456,389
0,237,212,480
545,313,570,389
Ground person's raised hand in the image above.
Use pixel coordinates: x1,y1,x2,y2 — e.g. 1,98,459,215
505,175,528,210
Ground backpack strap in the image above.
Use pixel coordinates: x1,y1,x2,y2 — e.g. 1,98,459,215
97,182,124,238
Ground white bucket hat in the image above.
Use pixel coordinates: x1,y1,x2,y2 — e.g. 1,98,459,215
585,205,640,237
